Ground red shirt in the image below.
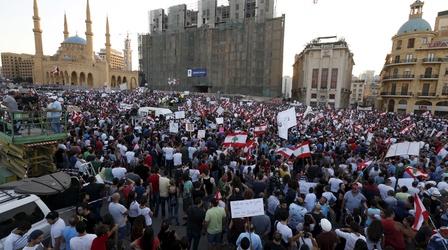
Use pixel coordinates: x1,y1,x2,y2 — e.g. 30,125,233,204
148,174,160,193
381,218,405,250
137,236,160,250
198,163,208,174
90,234,108,250
144,154,153,168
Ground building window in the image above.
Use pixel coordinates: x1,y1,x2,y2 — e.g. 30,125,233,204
442,84,448,95
407,38,415,48
311,93,317,98
391,82,397,95
321,68,329,89
311,68,319,89
330,68,338,89
427,53,435,61
405,54,413,62
401,83,409,95
329,94,335,99
422,37,428,44
396,40,402,50
424,67,432,77
394,55,400,63
422,83,430,95
393,68,399,78
236,4,239,10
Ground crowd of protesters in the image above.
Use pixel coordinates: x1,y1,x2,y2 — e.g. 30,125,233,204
3,88,448,250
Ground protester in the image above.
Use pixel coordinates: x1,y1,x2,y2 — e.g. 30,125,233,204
3,221,31,250
46,211,66,250
69,221,97,250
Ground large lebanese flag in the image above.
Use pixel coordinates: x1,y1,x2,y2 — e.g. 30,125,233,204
357,160,373,171
223,132,248,148
412,194,429,230
405,166,428,179
436,145,448,160
254,125,267,135
276,147,294,158
292,142,311,158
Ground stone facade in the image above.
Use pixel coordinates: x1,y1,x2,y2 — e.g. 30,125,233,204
1,53,34,82
379,1,448,116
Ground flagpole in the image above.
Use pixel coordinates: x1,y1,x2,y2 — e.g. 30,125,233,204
428,215,448,250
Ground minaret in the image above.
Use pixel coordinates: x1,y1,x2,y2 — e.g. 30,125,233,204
32,0,44,83
123,33,132,71
85,0,94,62
105,16,111,64
63,12,69,40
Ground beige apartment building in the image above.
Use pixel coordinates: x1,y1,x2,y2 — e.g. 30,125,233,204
379,0,448,116
350,78,365,106
1,53,34,82
98,48,124,70
292,37,354,109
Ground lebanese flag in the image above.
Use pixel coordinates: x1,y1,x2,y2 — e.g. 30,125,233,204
412,194,429,230
223,132,248,148
243,140,256,153
401,116,411,122
254,125,267,135
400,124,416,134
357,160,373,171
436,145,448,159
292,142,311,158
276,147,294,158
405,166,428,179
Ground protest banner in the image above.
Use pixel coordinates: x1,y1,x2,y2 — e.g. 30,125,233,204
175,111,185,119
216,117,224,125
197,130,206,139
230,198,264,218
186,123,195,132
277,107,297,139
386,141,420,158
169,122,179,133
66,105,81,113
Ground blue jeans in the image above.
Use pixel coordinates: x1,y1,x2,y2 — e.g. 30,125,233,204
207,232,222,245
188,230,201,250
50,117,61,133
151,192,160,217
160,196,168,217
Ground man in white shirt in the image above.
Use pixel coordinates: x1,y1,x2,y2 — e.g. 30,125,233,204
188,145,198,160
3,221,31,250
159,170,171,218
173,150,182,168
69,221,96,250
163,144,175,177
108,193,128,242
329,176,343,193
125,150,136,165
46,211,66,250
112,165,127,180
378,178,394,200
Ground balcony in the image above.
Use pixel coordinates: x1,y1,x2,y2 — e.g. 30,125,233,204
422,58,444,63
419,74,439,80
380,92,413,97
417,92,437,98
384,58,417,66
382,74,415,81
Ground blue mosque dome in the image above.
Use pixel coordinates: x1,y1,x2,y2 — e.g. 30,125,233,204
397,18,432,35
63,35,86,45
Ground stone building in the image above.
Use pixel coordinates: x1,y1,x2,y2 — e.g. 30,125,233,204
139,0,284,97
379,0,448,116
1,53,34,82
29,0,137,88
292,37,354,109
350,77,365,106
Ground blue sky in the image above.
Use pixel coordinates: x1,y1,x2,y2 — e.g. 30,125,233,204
0,0,447,76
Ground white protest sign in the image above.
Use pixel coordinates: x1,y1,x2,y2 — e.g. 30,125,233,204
169,122,179,133
175,111,185,119
299,181,318,194
216,117,224,125
230,198,264,218
186,123,195,132
277,108,297,139
217,106,224,115
197,130,206,139
397,178,415,189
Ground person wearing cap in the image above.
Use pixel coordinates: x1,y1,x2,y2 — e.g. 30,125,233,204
22,229,44,250
427,226,448,250
46,95,62,133
46,211,66,250
316,218,338,250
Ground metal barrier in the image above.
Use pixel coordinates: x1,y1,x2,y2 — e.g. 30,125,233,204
0,108,68,144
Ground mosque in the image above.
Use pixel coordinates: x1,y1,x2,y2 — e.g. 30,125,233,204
32,0,138,89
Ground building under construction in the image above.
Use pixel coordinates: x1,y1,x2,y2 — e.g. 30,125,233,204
139,0,285,97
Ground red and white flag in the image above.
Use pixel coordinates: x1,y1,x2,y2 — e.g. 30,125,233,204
292,142,311,158
254,125,267,135
357,160,373,171
223,132,248,148
412,194,429,230
401,116,411,123
243,140,257,153
276,147,294,158
405,166,428,179
437,145,448,159
400,124,416,134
